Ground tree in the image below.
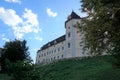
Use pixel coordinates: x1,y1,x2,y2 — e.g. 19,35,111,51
6,60,40,80
1,39,31,72
79,0,120,67
1,39,40,80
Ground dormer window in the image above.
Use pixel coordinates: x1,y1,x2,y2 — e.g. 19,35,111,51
48,43,50,46
54,40,57,44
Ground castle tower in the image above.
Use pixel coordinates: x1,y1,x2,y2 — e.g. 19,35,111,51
65,11,87,58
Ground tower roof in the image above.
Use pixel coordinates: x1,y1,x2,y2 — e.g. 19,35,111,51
65,11,81,28
67,11,81,20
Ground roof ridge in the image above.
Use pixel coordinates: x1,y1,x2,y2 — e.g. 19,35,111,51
40,35,65,50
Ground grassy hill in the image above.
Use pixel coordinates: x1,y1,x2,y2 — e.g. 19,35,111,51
37,56,120,80
1,56,120,80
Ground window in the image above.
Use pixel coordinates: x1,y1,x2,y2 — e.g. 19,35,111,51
38,60,40,63
52,50,53,54
54,57,56,60
68,26,70,29
62,46,64,50
54,49,56,53
58,47,60,52
68,32,70,38
48,43,50,46
43,59,45,62
54,41,57,44
44,53,46,56
49,51,51,54
76,31,79,33
61,55,63,58
48,59,49,62
68,43,70,48
58,56,59,59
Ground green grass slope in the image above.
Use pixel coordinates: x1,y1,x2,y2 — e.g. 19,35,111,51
37,56,120,80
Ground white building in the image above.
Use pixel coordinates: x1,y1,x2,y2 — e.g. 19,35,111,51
36,11,88,65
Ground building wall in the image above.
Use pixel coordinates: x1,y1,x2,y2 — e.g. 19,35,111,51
65,19,75,58
36,41,65,64
65,19,88,58
73,19,83,57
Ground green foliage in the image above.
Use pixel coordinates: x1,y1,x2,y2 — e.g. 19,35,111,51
36,56,120,80
0,74,12,80
1,39,31,72
2,39,30,62
6,60,40,80
79,0,120,67
0,39,40,80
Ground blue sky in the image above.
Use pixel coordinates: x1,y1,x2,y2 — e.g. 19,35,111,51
0,0,86,62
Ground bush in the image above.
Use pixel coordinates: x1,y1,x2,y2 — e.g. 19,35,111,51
6,60,40,80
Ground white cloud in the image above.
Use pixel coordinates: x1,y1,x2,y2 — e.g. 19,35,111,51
46,8,57,17
1,35,10,42
0,7,23,26
35,36,43,41
5,0,21,3
2,34,5,37
22,8,40,33
0,7,40,39
33,48,37,51
2,37,10,42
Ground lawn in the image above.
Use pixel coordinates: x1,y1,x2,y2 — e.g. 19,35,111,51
37,56,120,80
1,56,120,80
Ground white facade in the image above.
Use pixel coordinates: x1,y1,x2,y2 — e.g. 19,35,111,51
36,11,88,65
